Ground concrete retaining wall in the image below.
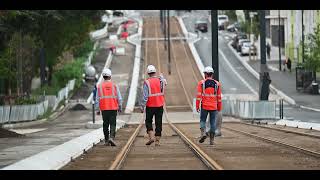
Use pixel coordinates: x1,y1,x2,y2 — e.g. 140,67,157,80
125,18,143,113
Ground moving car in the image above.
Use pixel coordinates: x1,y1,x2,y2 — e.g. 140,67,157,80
218,15,229,30
195,20,208,33
113,10,124,17
227,22,240,32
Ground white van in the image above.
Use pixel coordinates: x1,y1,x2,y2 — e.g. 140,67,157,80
218,15,229,30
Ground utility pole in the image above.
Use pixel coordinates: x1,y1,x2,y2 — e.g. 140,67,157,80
164,10,167,50
212,10,219,80
278,10,282,71
167,10,171,75
249,14,253,61
302,10,305,63
259,10,271,101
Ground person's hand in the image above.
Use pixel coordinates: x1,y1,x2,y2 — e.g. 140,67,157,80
196,108,200,113
118,106,122,113
140,107,144,113
96,111,100,115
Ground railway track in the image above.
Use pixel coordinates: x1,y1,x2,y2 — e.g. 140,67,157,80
107,17,222,170
222,123,320,158
63,15,320,170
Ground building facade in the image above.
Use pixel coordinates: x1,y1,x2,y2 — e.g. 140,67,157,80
266,10,320,63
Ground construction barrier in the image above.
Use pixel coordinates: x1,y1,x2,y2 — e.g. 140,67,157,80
221,99,276,120
193,98,276,120
0,79,75,124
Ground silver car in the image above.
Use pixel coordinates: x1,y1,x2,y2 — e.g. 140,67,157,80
241,42,256,56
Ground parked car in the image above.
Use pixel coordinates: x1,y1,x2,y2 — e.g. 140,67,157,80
231,32,247,49
113,11,124,17
241,42,256,56
227,22,240,32
218,15,229,30
195,20,208,33
237,39,250,52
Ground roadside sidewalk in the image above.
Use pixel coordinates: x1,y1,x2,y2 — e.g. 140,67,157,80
227,34,320,111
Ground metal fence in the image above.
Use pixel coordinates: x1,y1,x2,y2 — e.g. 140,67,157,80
0,79,75,124
193,98,276,120
222,99,276,119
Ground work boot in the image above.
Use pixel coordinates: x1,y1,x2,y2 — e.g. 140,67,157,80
104,139,110,146
209,132,215,145
108,138,117,146
199,128,207,143
145,131,155,145
104,135,109,146
155,136,161,146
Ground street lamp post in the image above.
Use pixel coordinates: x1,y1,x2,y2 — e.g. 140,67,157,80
278,10,282,71
212,10,219,80
259,10,271,101
302,10,305,63
167,10,171,75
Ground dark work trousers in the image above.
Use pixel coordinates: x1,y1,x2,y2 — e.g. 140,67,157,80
101,110,117,140
145,106,163,136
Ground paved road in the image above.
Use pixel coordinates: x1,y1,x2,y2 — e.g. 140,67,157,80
182,11,254,95
181,11,320,123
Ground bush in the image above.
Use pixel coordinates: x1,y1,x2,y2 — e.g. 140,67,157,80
32,57,85,96
15,96,38,105
73,39,94,58
31,84,61,96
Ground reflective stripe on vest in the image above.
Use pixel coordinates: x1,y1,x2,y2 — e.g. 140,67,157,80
100,82,117,99
201,79,218,97
145,77,164,97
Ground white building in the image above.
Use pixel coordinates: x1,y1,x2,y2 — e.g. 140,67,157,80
266,10,320,62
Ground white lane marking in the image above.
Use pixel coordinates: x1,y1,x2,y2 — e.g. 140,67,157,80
230,88,237,91
219,49,258,95
268,64,279,72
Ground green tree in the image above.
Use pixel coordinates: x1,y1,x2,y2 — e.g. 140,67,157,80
225,10,237,23
303,24,320,81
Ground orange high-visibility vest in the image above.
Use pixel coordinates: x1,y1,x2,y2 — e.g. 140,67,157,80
97,81,119,110
145,77,165,107
195,78,222,111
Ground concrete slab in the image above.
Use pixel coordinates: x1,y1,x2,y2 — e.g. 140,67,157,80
273,120,320,131
10,128,47,134
1,121,126,170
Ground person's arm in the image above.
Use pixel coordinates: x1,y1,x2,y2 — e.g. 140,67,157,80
140,82,149,111
116,85,123,111
217,82,222,111
95,85,100,110
196,81,202,112
159,73,167,86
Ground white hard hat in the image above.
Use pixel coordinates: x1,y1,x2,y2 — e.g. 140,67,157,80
102,68,112,77
203,66,214,73
147,65,156,74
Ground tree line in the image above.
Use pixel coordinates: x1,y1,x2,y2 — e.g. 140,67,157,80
0,10,104,103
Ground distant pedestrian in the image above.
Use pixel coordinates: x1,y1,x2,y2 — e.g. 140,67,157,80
286,57,292,72
109,45,116,54
266,43,271,59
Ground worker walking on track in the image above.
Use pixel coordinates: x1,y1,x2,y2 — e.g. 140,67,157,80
140,65,167,146
195,66,222,145
96,68,123,146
